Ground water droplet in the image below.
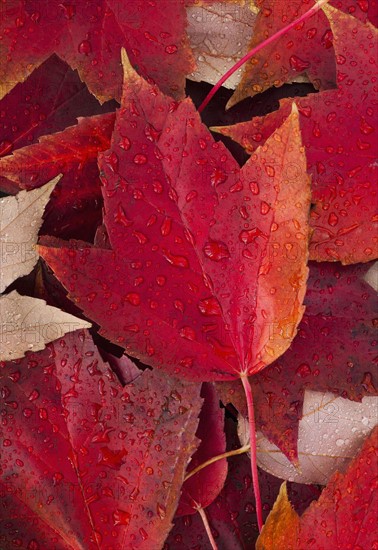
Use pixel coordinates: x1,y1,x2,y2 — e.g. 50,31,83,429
321,29,333,49
144,123,161,142
28,389,39,401
165,44,178,54
198,297,222,316
133,154,147,165
260,202,270,215
289,55,310,72
229,180,243,193
174,300,185,312
328,212,339,226
296,363,311,377
113,509,131,526
39,408,48,420
203,241,230,261
160,217,172,236
162,250,189,268
139,528,148,540
186,190,197,202
265,165,275,177
239,228,264,244
157,503,166,519
126,293,141,306
119,136,131,150
210,168,227,187
133,231,148,244
179,326,196,341
78,40,92,55
307,27,317,39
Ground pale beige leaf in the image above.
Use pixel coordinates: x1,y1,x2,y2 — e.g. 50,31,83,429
0,176,60,292
364,261,378,292
239,389,378,484
0,290,91,360
187,2,257,89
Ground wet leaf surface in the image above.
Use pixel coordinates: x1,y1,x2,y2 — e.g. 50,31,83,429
39,53,311,382
0,330,202,548
215,7,378,263
0,1,194,102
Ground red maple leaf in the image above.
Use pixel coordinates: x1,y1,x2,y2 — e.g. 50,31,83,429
214,6,378,264
39,52,311,382
0,1,194,103
227,0,337,109
0,329,202,549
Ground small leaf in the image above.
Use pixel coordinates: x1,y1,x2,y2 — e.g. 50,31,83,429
0,177,59,292
0,290,91,360
177,383,227,515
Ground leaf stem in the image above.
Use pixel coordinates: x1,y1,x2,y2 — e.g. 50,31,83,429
241,374,263,532
184,444,251,482
197,506,219,550
198,0,331,113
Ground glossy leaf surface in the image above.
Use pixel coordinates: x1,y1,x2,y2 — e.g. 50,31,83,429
39,56,311,381
227,0,337,109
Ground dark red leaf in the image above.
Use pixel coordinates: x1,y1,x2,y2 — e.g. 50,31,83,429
177,383,227,516
0,1,194,103
167,418,292,549
0,330,202,549
216,261,378,461
0,54,115,160
215,7,378,263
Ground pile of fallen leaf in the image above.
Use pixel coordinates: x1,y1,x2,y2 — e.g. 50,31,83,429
0,1,377,549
